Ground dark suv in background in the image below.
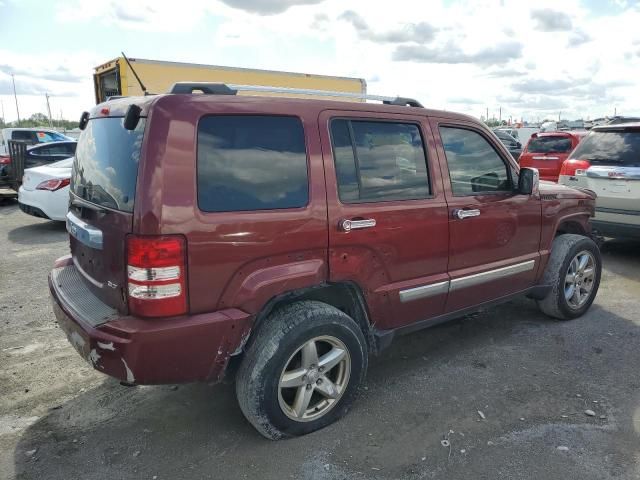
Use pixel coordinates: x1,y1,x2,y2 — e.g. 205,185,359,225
50,84,601,439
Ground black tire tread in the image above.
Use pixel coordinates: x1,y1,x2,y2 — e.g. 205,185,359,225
537,234,601,320
235,300,367,439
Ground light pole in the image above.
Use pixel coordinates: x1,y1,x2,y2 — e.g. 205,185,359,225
11,74,20,124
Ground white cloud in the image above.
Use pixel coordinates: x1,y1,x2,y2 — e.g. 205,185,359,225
3,0,640,123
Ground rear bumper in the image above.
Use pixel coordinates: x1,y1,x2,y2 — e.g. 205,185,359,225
18,186,68,221
49,256,252,385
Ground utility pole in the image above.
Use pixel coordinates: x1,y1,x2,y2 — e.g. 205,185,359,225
499,106,502,122
45,93,53,127
558,111,561,122
486,107,489,122
11,74,20,124
0,99,4,125
614,107,617,116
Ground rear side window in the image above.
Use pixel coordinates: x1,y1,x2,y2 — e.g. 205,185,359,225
571,130,640,166
527,136,572,153
440,126,511,196
197,116,308,212
330,119,430,203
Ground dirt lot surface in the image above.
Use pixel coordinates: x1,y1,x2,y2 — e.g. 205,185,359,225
1,202,639,480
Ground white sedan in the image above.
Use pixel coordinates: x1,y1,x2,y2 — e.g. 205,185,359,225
18,158,73,221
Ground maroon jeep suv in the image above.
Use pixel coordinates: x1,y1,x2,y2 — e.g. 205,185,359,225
50,84,601,439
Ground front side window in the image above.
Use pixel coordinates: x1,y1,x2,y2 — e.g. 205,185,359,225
330,119,430,203
440,126,511,196
197,115,308,212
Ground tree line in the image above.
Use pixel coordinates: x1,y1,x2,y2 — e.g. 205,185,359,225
0,113,78,130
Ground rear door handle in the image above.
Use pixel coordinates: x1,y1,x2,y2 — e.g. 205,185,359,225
453,209,480,220
339,218,376,232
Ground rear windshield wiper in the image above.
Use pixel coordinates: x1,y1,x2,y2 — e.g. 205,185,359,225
70,194,107,213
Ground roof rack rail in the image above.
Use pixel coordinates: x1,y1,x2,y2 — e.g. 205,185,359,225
167,82,424,108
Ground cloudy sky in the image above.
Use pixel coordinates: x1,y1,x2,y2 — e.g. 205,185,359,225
1,0,639,123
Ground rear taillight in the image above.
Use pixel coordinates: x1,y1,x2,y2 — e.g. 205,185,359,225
36,178,71,191
126,235,187,317
0,156,10,165
560,159,591,177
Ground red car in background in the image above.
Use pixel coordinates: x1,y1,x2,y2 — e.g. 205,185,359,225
519,131,588,182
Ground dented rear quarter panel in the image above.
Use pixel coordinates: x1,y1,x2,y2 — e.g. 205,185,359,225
134,95,330,318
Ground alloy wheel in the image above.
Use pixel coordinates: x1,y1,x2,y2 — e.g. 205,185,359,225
278,335,351,422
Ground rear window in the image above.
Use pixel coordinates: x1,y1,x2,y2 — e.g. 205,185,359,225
570,130,640,166
197,115,308,212
71,117,145,212
527,136,573,153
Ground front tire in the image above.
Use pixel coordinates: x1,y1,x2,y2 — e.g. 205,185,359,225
235,301,368,439
537,234,601,320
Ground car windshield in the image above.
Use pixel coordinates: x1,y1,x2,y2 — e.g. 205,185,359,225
527,136,572,153
570,130,640,166
71,117,145,212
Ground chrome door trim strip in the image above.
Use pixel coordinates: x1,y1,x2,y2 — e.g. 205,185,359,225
398,260,536,302
399,281,449,303
450,260,535,292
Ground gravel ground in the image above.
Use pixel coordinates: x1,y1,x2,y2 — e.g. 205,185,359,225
1,201,639,480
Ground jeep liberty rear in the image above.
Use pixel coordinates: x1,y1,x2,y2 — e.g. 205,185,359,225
50,87,601,439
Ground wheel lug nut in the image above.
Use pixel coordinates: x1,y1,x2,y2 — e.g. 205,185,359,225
316,379,322,385
318,367,325,372
306,384,312,390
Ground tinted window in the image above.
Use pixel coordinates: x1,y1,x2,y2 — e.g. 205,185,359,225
440,127,511,196
495,131,518,146
12,131,35,142
71,118,145,212
197,116,308,212
527,136,572,153
45,143,75,155
330,119,430,203
30,146,50,156
570,130,640,166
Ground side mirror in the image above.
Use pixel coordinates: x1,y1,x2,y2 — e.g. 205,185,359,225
518,167,539,195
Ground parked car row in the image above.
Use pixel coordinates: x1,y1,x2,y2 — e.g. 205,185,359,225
492,123,640,240
558,123,640,239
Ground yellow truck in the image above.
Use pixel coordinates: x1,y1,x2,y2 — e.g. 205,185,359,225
93,56,366,104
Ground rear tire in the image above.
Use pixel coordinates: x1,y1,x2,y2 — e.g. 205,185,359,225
537,234,601,320
235,300,368,439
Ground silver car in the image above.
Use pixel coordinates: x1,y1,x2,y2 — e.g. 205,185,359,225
558,123,640,239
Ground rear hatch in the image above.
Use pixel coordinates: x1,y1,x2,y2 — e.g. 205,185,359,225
568,127,640,215
68,115,146,313
520,134,574,180
22,158,73,191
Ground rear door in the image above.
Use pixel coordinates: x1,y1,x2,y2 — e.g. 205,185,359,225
68,116,146,313
431,119,541,313
320,110,449,330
